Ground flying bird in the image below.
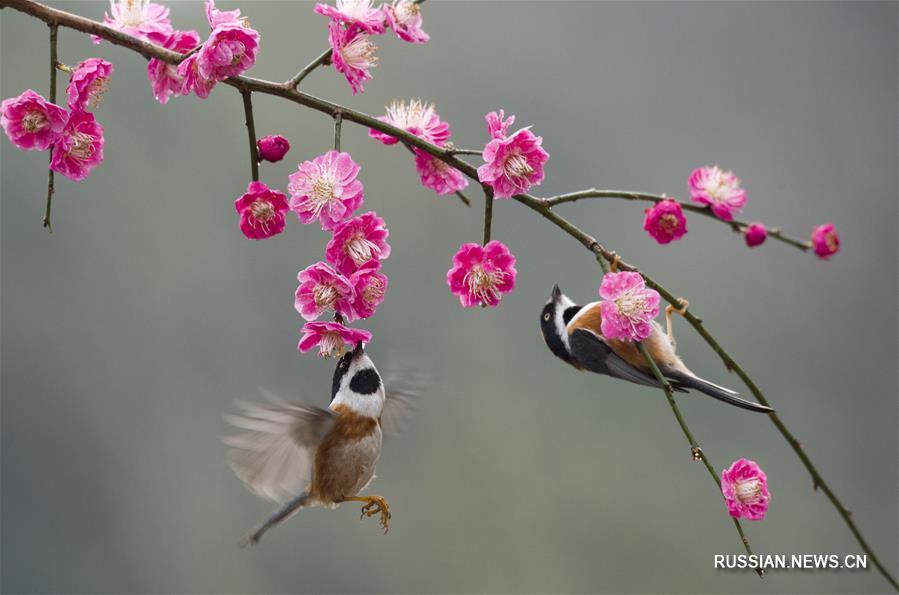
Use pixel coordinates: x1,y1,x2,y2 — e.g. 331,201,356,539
225,342,418,545
539,284,772,413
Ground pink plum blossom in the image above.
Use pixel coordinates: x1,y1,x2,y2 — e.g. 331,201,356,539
197,24,260,82
325,211,391,276
50,111,104,181
688,165,747,221
348,260,388,320
369,99,450,146
257,134,290,163
94,0,173,43
598,271,660,342
744,222,768,247
385,0,429,44
643,199,687,244
811,223,840,260
414,148,468,195
446,241,517,308
0,90,68,151
288,150,364,230
486,109,514,140
477,110,549,199
66,59,114,112
177,54,217,99
205,0,244,29
721,458,771,521
328,22,378,95
147,30,202,104
298,321,371,357
295,262,356,321
234,181,290,240
315,0,386,35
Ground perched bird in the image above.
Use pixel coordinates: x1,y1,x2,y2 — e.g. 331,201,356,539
539,284,772,413
225,342,418,545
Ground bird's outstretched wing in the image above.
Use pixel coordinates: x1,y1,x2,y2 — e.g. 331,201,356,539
380,372,428,436
224,392,335,504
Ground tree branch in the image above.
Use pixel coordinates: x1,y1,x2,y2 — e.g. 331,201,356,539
446,147,483,156
3,0,895,589
544,189,811,252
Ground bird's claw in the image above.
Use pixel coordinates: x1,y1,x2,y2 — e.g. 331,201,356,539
665,297,690,346
358,495,391,533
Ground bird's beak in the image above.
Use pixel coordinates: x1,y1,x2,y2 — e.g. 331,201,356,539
352,341,365,359
551,284,562,301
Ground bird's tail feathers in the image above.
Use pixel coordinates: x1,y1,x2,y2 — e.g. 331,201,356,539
240,492,308,547
664,370,773,413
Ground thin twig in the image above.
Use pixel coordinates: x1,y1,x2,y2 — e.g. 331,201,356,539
333,109,342,152
180,44,201,62
240,87,259,182
482,187,494,244
286,48,331,89
544,189,811,252
634,340,761,575
43,22,58,232
454,191,472,207
4,1,895,589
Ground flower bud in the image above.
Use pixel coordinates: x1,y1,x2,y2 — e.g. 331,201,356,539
257,134,290,163
744,222,767,247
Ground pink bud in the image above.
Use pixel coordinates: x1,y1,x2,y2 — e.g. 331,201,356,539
744,222,767,247
811,223,839,260
257,134,290,163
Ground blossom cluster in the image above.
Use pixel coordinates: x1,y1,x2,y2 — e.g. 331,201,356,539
287,150,390,357
93,0,259,104
317,0,429,95
2,57,112,182
638,165,839,259
227,146,390,356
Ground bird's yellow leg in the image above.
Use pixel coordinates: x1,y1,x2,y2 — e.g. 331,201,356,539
609,253,621,272
665,298,690,346
343,495,391,533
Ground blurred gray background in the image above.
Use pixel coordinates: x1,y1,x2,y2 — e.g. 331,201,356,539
2,1,897,593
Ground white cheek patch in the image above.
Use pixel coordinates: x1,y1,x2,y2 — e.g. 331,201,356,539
555,295,577,350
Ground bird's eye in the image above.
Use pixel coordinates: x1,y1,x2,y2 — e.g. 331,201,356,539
543,312,551,321
339,361,348,369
